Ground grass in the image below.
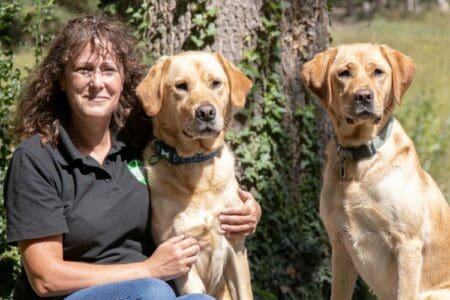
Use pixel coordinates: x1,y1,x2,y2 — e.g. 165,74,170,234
330,10,450,199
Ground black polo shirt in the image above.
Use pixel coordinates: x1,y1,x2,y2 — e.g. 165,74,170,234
4,126,154,299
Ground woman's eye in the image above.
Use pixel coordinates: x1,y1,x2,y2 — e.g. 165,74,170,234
77,69,92,76
211,80,222,89
338,70,351,78
374,68,385,76
175,82,188,91
102,69,116,76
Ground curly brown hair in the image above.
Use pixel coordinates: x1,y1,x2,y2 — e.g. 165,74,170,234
15,14,146,145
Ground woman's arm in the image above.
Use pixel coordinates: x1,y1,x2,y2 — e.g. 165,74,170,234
219,189,262,238
20,234,199,297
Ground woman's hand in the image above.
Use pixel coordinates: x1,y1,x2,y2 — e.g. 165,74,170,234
145,234,200,281
219,189,262,238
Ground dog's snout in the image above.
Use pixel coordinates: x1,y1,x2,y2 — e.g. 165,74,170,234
354,89,374,106
196,104,216,122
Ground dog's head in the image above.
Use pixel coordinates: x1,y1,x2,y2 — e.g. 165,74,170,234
136,51,252,156
301,43,415,145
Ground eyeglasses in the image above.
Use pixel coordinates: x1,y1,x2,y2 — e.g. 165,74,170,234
75,68,118,79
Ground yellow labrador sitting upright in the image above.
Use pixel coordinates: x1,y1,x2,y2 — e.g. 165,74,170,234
136,51,253,299
302,43,450,300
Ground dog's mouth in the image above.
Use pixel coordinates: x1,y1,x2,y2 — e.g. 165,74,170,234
182,123,222,139
346,111,382,125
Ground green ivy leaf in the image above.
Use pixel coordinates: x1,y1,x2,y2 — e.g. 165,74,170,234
205,23,217,37
206,7,218,17
192,14,206,26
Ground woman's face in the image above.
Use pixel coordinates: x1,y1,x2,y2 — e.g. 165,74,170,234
61,40,124,125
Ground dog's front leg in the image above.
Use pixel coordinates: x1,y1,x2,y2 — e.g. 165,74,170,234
396,239,423,300
175,265,207,295
224,240,253,300
330,238,358,300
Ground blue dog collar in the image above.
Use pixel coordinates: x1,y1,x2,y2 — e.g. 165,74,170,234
150,140,219,165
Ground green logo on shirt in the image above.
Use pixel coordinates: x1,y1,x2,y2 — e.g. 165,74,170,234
127,159,148,185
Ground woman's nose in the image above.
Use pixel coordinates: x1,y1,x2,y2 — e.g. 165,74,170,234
89,71,104,89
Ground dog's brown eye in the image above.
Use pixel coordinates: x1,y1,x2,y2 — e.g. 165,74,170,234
374,68,385,76
338,70,351,78
211,80,222,89
175,82,188,91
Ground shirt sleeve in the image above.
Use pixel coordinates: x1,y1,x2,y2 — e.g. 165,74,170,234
4,148,68,244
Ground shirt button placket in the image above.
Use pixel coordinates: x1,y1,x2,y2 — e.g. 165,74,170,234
105,160,111,183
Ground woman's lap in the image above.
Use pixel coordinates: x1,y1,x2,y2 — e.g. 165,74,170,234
64,278,214,300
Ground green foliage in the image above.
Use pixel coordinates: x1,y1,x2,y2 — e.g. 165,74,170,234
397,89,450,175
125,1,150,48
183,0,218,50
98,0,142,19
0,0,57,297
0,1,24,50
227,2,330,298
26,0,56,64
0,54,19,172
0,3,23,298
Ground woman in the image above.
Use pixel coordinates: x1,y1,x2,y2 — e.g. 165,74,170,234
4,15,261,300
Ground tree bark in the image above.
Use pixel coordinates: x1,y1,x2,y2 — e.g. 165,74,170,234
208,0,263,61
145,0,192,58
145,0,263,62
280,0,331,183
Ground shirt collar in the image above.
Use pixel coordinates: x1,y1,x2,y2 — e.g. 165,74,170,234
57,125,126,166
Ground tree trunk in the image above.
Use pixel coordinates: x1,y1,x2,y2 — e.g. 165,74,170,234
145,0,263,61
279,0,331,184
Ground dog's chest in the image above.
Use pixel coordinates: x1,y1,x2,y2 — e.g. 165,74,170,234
329,166,425,242
321,164,428,297
145,145,242,241
173,187,240,238
322,180,398,296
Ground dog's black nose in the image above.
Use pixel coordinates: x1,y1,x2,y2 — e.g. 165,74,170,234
196,104,216,122
354,89,374,106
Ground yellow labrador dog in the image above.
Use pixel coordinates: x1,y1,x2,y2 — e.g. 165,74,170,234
136,51,253,299
302,43,450,300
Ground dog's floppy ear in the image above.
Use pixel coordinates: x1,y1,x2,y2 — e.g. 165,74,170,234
214,52,253,108
301,47,338,107
380,45,416,105
136,56,170,116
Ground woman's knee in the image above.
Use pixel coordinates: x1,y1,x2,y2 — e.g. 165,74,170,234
178,293,215,300
133,278,176,299
65,278,176,300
